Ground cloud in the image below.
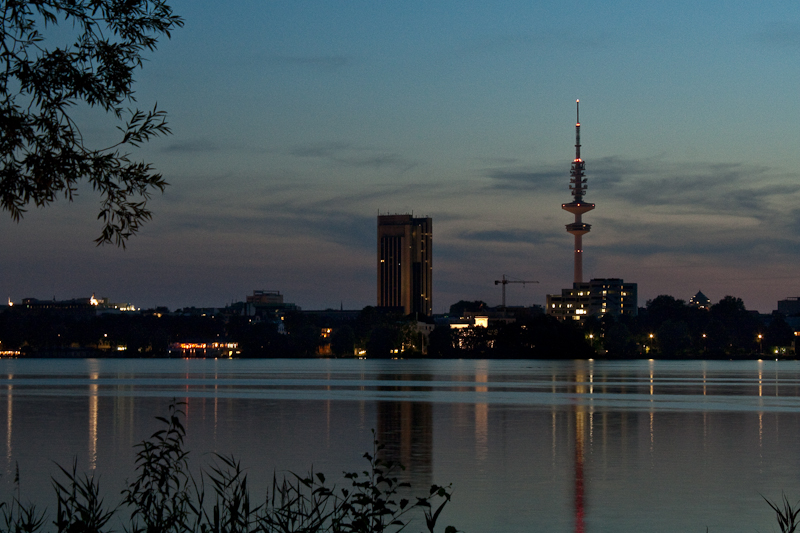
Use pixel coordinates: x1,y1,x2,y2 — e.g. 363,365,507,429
453,29,614,60
162,139,219,153
584,156,800,217
485,167,563,191
248,210,377,250
266,55,350,69
459,228,551,245
288,142,417,172
589,211,800,265
750,22,800,49
150,184,379,251
475,156,521,166
288,142,350,158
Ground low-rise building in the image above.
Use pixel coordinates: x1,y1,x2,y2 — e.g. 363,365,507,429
546,278,638,321
245,290,300,321
689,291,711,310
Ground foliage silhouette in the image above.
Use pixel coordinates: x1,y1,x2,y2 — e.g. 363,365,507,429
0,402,457,533
0,0,183,245
764,493,800,533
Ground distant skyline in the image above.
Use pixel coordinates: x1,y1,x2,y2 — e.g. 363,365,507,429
2,1,800,313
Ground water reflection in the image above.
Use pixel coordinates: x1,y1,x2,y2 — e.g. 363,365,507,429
5,375,10,473
574,362,589,533
475,361,489,462
376,401,433,487
0,360,797,533
89,371,98,470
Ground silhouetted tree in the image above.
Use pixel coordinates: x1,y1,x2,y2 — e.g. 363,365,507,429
227,317,287,358
765,316,794,351
710,296,759,356
293,325,321,357
604,321,637,359
366,326,400,358
1,0,183,245
331,325,355,357
701,318,729,357
451,325,495,356
645,295,689,327
493,315,593,359
427,327,455,358
657,320,692,358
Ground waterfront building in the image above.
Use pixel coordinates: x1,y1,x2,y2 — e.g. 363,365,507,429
16,295,99,319
689,291,711,310
169,341,240,358
547,278,638,320
377,214,432,316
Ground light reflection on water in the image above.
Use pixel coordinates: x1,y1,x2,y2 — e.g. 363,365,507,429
0,358,799,533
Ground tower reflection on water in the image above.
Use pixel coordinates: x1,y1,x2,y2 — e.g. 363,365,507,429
375,362,601,533
573,365,588,533
568,360,661,533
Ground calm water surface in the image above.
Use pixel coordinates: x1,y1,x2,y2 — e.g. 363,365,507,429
1,358,799,533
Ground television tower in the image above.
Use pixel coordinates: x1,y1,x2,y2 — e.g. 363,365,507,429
562,99,595,285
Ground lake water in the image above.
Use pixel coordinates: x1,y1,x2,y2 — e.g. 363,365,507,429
1,358,799,533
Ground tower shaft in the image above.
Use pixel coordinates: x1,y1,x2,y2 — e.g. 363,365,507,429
561,100,594,285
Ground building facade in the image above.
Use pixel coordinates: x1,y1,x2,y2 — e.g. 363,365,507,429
778,297,800,316
547,278,638,320
245,290,299,324
377,214,432,316
689,291,711,310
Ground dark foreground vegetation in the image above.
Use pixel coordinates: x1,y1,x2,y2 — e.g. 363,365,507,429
0,294,795,359
1,403,456,533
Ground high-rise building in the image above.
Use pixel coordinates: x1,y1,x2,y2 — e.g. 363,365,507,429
377,214,432,316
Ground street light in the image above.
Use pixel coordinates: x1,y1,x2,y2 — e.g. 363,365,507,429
758,333,763,355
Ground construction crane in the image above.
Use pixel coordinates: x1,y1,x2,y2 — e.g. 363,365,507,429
494,275,539,311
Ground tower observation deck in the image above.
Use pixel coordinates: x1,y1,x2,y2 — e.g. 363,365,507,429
562,100,595,285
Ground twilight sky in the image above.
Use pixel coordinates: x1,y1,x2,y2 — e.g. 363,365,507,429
2,0,800,313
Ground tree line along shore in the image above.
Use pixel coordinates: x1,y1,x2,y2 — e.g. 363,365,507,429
0,294,795,360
